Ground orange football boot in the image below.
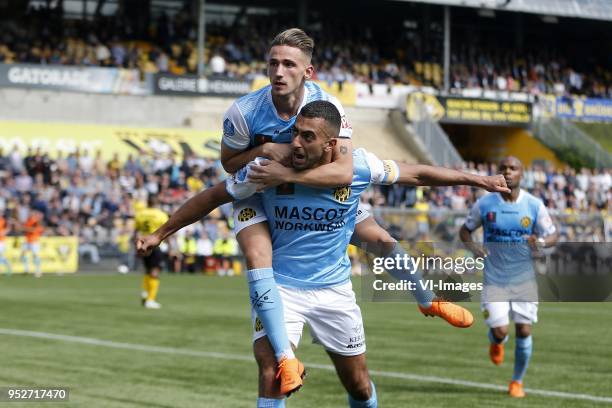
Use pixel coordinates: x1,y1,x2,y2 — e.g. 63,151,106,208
418,299,474,328
276,357,305,397
489,343,504,366
508,380,526,398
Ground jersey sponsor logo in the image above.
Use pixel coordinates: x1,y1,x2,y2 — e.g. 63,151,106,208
274,220,346,232
274,206,349,221
521,216,532,228
238,208,257,222
486,211,496,222
333,186,351,202
254,317,263,332
223,118,235,137
485,226,530,240
273,205,349,232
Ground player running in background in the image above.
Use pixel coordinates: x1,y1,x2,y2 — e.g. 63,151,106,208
135,197,169,309
22,210,43,277
459,156,558,398
0,214,12,276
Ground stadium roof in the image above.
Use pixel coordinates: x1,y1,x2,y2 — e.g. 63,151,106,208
393,0,612,22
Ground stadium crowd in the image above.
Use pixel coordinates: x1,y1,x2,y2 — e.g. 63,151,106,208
0,146,240,273
0,144,609,272
1,4,611,98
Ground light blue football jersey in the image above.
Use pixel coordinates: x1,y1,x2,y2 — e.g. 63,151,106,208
260,149,372,289
464,190,556,285
222,81,352,151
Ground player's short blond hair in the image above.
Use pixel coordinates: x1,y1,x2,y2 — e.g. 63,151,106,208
270,28,314,61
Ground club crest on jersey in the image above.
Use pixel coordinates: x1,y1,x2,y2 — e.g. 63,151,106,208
486,211,496,222
521,216,531,228
223,118,235,136
238,208,256,222
333,186,351,202
483,309,490,319
254,317,263,332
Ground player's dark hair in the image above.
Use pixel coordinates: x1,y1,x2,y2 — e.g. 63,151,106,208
299,100,341,137
270,28,314,60
147,194,158,207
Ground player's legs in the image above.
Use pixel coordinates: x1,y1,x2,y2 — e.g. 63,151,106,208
142,248,163,309
327,352,377,407
352,213,473,328
234,197,297,362
253,337,286,407
31,242,41,277
302,281,376,406
482,300,511,366
21,243,30,274
0,243,11,276
508,302,537,397
252,284,307,404
238,223,296,363
513,323,532,379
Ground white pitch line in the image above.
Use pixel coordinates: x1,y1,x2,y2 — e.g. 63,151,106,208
1,328,611,404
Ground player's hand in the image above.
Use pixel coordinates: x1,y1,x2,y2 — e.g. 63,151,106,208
481,175,510,193
136,234,161,257
247,159,292,190
262,143,292,166
526,234,543,251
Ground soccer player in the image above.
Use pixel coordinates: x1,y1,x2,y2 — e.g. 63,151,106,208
138,101,509,407
0,214,12,276
22,210,43,277
217,27,490,396
134,196,169,309
459,156,558,398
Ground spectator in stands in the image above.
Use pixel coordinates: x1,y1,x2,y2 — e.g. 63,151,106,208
210,50,226,76
79,217,101,265
213,228,238,276
178,229,198,273
195,230,213,273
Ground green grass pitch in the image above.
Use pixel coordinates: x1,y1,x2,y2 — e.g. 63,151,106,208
1,274,611,407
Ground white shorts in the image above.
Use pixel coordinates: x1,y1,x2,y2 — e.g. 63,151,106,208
481,281,539,327
233,195,372,235
252,281,366,356
232,195,268,235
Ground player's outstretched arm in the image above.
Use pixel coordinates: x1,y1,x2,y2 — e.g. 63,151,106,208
396,163,510,193
247,138,354,189
136,183,233,256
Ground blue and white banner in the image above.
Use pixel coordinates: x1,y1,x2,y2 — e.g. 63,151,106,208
542,95,612,122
